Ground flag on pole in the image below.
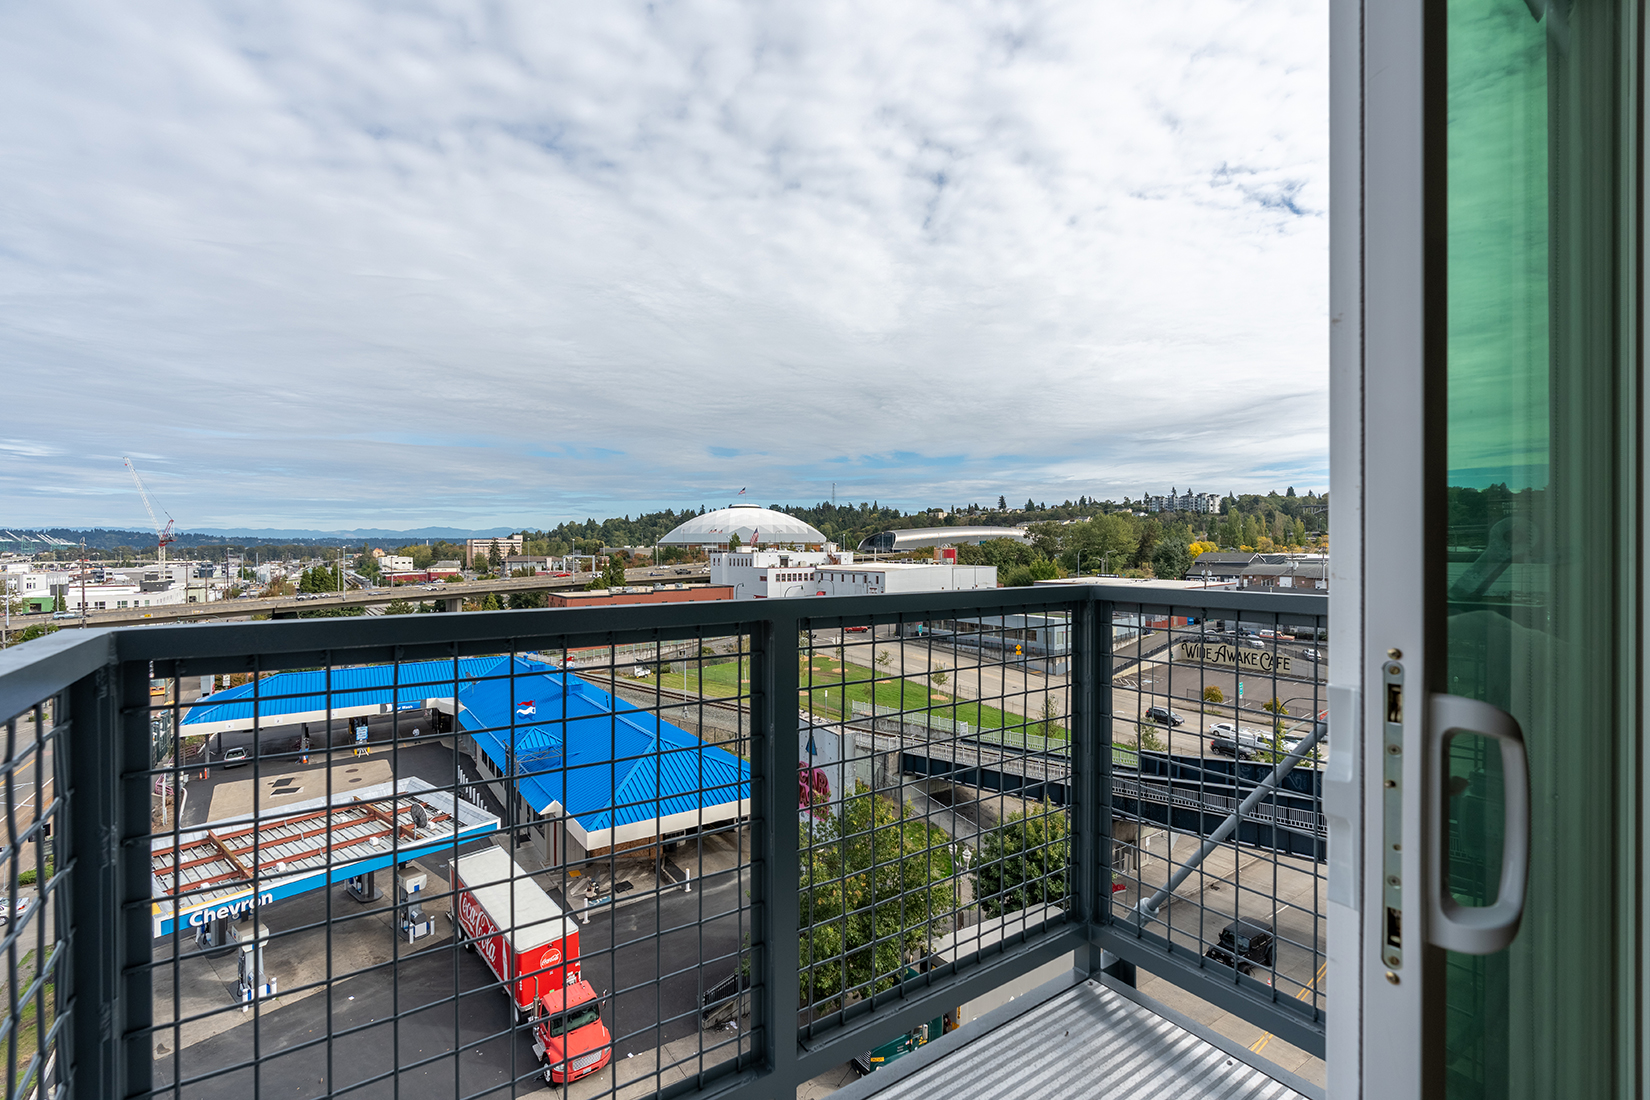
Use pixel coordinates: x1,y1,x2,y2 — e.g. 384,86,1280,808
737,488,746,495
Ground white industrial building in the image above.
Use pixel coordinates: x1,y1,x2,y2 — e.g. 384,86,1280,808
60,580,193,612
710,550,997,600
710,550,840,599
814,561,997,596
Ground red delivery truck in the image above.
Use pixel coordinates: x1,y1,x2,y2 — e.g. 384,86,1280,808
452,848,613,1084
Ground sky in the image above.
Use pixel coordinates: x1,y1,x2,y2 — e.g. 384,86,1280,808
0,1,1327,533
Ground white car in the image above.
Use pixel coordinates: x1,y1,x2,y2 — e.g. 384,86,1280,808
631,665,651,678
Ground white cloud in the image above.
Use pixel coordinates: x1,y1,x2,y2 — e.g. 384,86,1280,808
0,0,1326,529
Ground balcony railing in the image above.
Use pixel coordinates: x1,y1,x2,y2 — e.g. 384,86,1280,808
0,583,1327,1099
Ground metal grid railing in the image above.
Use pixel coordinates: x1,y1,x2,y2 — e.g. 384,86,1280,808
0,584,1326,1100
1098,599,1329,1056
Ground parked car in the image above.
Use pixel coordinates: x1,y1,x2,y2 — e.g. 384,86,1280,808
844,625,870,634
1208,725,1274,760
222,746,249,767
0,897,32,926
1300,648,1323,662
1144,706,1184,726
1205,918,1276,976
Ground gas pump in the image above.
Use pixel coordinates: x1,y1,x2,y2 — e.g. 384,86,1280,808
397,870,434,942
237,921,277,1007
347,868,381,901
194,911,237,956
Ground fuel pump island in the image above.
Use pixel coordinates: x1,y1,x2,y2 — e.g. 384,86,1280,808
149,777,499,960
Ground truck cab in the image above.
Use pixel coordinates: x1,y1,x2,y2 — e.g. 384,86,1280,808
532,979,612,1084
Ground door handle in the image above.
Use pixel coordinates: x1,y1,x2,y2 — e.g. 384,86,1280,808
1427,694,1530,954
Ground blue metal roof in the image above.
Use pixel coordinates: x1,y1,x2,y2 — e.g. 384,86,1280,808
182,656,751,836
182,656,506,727
455,662,750,834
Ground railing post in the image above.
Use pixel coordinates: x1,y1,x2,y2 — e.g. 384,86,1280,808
1071,597,1100,927
64,657,152,1099
752,612,802,1090
1087,596,1133,985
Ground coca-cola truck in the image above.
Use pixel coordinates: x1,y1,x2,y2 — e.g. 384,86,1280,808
451,847,613,1084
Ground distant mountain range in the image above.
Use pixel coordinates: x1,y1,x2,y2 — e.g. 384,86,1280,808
1,525,517,550
188,526,517,539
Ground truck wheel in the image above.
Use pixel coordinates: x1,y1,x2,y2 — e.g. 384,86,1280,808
542,1065,558,1085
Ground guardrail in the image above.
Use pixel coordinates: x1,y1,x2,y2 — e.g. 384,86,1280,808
0,584,1327,1099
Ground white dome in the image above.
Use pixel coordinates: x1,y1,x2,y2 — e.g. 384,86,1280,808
659,504,827,547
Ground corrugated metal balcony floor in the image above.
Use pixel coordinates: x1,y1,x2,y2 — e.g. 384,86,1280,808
828,976,1322,1100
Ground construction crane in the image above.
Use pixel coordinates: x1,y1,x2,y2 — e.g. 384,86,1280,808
123,457,176,565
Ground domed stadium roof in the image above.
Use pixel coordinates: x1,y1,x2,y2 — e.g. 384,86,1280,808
659,504,827,547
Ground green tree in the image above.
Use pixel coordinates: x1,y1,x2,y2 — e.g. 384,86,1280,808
727,533,742,551
1001,558,1060,587
975,802,1070,918
1130,519,1162,569
299,564,340,593
799,787,958,1009
929,663,949,690
589,555,626,589
1151,533,1194,581
385,599,415,615
1,622,58,651
1023,522,1064,560
1038,695,1060,738
1060,514,1139,575
508,591,548,610
1203,685,1225,704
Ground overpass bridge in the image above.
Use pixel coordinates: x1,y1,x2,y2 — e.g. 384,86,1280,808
55,565,711,627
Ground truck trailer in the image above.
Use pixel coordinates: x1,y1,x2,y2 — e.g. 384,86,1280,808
451,847,613,1084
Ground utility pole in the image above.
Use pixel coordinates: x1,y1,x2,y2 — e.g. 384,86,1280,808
79,538,87,628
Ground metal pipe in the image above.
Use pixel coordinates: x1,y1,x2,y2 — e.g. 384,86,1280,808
1135,721,1327,921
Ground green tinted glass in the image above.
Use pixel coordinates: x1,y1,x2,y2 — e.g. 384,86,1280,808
1443,1,1634,1097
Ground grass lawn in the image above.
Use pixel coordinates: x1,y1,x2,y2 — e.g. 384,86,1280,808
657,656,1071,749
9,967,53,1084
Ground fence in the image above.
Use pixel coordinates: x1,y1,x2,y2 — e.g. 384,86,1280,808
0,584,1327,1099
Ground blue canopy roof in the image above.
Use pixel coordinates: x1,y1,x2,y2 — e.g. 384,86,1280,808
456,660,750,836
181,656,505,729
182,656,750,838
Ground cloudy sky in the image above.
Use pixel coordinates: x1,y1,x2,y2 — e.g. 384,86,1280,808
0,1,1326,533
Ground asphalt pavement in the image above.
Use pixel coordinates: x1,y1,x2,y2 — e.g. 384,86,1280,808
154,838,750,1100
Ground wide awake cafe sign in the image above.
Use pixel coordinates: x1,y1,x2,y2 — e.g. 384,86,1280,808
1175,640,1293,675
